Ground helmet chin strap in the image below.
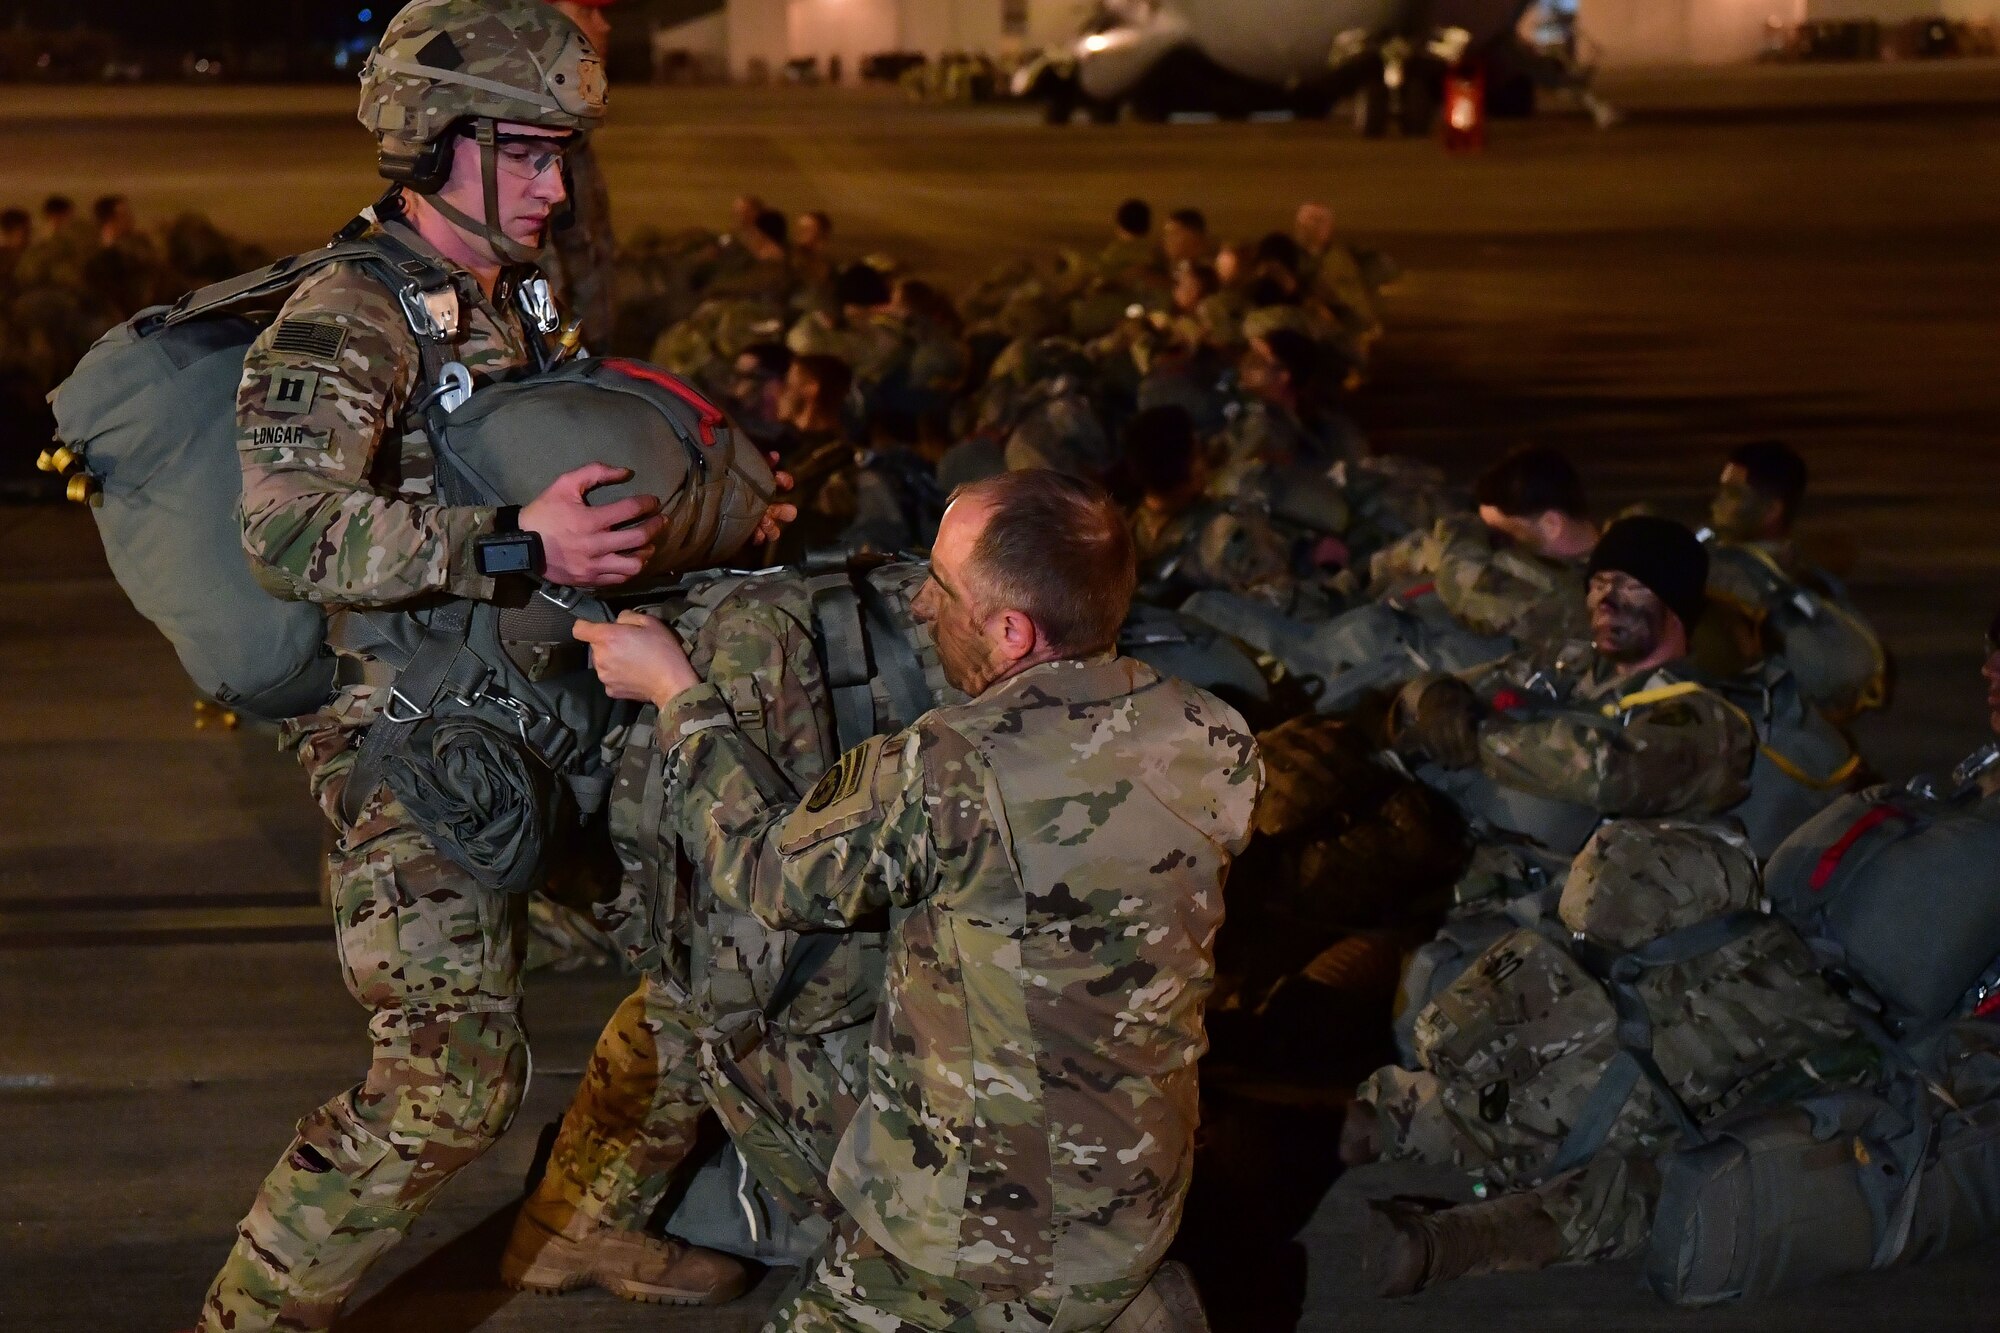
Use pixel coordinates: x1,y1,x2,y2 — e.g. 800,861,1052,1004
424,119,543,267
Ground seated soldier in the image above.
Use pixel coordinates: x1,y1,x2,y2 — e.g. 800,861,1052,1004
787,262,906,388
1699,439,1888,720
1184,446,1596,715
702,207,793,302
1126,404,1342,618
1390,516,1756,862
1098,196,1164,283
1294,201,1384,350
1369,444,1598,641
816,407,948,558
1214,328,1367,483
1345,616,2000,1299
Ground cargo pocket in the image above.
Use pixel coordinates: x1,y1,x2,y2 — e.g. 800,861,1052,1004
387,848,508,1004
238,1093,417,1301
328,845,406,1011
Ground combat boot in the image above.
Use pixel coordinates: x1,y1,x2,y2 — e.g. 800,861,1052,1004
1365,1192,1564,1298
501,1203,750,1306
1107,1261,1213,1333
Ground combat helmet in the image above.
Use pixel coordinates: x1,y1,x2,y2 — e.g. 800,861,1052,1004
359,0,607,263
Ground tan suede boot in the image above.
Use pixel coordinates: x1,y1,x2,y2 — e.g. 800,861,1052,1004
500,1201,751,1306
1107,1261,1213,1333
1365,1193,1564,1298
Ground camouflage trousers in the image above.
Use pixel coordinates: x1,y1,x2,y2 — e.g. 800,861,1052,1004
533,978,1157,1329
526,972,865,1238
1360,1066,1658,1265
766,1213,1152,1333
1528,1153,1658,1264
199,737,529,1333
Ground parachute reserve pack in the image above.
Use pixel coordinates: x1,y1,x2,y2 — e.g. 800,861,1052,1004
49,226,774,725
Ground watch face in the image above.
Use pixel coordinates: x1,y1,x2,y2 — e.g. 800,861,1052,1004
479,536,537,576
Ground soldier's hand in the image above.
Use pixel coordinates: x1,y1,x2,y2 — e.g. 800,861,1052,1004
574,612,701,708
752,455,799,546
1389,676,1483,771
522,464,668,588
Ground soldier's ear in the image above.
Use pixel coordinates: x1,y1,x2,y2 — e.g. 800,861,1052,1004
993,607,1040,664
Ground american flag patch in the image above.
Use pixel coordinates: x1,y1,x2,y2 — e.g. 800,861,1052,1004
270,319,349,361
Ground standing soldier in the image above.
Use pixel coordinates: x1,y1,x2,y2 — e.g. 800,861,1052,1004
543,0,619,348
577,470,1264,1330
189,3,759,1329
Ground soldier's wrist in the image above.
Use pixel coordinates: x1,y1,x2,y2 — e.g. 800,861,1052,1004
444,504,503,600
659,683,731,743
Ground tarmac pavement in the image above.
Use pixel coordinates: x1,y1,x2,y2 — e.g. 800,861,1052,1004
4,64,2000,1330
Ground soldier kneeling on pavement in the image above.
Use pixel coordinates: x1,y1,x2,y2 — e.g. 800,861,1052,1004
556,470,1264,1330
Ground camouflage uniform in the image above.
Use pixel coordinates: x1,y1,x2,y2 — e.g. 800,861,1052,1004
545,136,616,349
653,653,1262,1322
1450,645,1758,824
199,214,542,1332
1367,514,1592,655
788,309,907,387
1214,398,1362,476
533,566,954,1243
1300,242,1383,346
1131,496,1305,614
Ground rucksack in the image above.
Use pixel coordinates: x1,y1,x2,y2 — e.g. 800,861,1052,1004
604,557,959,1043
1400,822,1864,1190
1706,541,1888,720
1763,775,2000,1036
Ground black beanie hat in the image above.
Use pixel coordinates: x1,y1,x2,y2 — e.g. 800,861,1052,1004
1587,515,1709,633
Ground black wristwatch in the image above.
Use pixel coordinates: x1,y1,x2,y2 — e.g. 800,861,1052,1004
475,505,546,578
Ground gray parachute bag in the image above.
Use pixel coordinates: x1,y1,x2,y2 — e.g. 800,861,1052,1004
1119,602,1271,715
1647,1070,2000,1305
47,243,413,719
1711,664,1864,860
1763,773,2000,1033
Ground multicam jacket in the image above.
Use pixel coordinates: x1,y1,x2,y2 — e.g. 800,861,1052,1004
235,217,535,731
1468,645,1757,818
655,653,1262,1290
1368,514,1592,653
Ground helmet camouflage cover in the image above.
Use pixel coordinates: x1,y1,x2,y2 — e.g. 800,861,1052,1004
359,0,607,154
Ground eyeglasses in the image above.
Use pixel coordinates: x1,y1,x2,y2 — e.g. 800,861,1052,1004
493,135,576,180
